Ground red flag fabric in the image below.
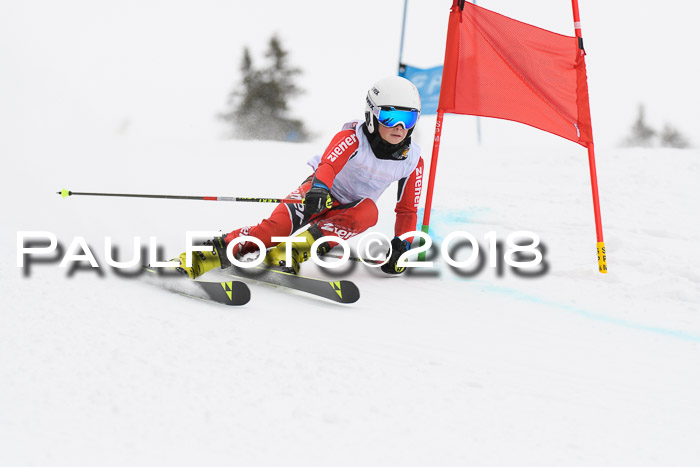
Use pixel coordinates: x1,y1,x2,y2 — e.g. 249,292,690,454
439,1,593,146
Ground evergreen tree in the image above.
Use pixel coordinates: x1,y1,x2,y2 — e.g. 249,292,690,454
219,35,308,142
660,123,690,149
623,104,656,147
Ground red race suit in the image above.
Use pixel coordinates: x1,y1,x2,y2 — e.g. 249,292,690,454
225,121,424,256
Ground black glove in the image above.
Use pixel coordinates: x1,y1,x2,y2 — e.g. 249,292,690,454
303,181,333,220
381,237,411,275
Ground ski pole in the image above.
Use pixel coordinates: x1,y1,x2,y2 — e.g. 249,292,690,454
57,189,303,204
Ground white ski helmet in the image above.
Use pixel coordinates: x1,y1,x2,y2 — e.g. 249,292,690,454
365,76,422,134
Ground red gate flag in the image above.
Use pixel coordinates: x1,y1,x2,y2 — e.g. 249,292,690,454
420,0,607,273
439,1,593,146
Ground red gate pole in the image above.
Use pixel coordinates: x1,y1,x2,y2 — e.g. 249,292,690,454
417,110,445,261
572,0,607,273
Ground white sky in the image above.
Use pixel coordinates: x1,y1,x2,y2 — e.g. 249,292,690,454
2,0,697,150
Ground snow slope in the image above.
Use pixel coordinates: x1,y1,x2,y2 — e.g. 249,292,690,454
2,128,700,466
4,0,700,464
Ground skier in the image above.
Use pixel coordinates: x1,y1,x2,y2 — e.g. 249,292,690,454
175,75,425,278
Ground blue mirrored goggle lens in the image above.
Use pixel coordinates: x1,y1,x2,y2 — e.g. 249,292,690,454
377,107,419,129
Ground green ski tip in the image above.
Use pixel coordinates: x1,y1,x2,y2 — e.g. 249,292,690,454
59,189,71,198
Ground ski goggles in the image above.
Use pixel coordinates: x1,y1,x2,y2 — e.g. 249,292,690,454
368,98,420,130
